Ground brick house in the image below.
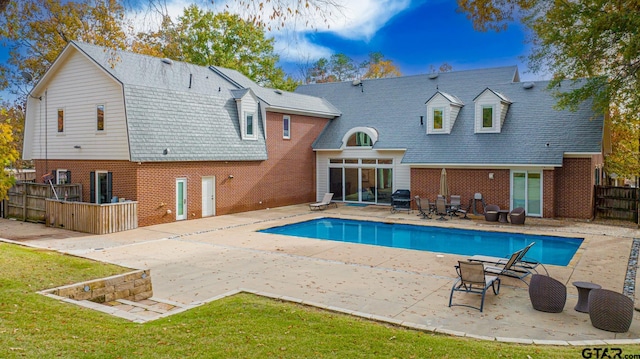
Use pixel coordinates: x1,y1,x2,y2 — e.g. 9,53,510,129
296,67,608,219
23,42,340,226
24,42,607,226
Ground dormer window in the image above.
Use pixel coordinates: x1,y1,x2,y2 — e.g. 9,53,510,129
347,132,372,146
433,107,444,130
425,91,463,135
474,88,511,134
342,127,378,148
482,105,494,129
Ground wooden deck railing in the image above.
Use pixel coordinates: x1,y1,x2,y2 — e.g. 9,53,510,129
45,199,138,234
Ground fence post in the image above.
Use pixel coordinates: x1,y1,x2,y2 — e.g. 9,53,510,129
22,187,27,222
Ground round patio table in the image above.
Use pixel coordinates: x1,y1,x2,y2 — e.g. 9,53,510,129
498,210,510,223
573,281,602,313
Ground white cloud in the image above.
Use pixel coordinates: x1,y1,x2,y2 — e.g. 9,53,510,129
126,0,411,63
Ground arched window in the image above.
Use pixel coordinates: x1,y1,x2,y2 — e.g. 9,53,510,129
346,132,372,146
342,127,378,148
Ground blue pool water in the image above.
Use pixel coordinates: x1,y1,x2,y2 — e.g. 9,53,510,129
259,218,583,266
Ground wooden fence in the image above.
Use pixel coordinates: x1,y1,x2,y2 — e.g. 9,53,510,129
45,200,138,234
4,182,82,223
594,186,639,224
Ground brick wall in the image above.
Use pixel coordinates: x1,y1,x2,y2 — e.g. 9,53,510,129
33,112,329,227
411,168,511,213
34,160,139,203
555,156,601,219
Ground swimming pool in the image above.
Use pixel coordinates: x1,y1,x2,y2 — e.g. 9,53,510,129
259,218,583,266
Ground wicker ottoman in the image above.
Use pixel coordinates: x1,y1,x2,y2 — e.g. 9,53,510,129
528,274,567,313
588,289,634,333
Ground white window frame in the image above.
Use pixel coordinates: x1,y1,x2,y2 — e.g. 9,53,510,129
283,115,290,139
429,106,447,133
96,104,105,132
481,105,495,129
56,169,68,184
243,112,256,140
57,108,65,134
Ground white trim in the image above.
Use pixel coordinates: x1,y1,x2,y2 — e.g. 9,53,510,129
96,103,105,132
56,169,68,185
95,170,108,204
563,152,601,158
176,178,187,221
265,105,339,118
243,112,257,140
341,127,379,148
406,163,562,169
56,107,65,134
510,170,543,217
283,115,291,139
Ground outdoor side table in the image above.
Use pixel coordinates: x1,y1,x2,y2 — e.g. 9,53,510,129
573,281,602,313
498,210,510,223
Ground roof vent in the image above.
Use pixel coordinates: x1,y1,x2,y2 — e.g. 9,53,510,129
274,89,283,95
352,79,362,86
523,82,535,89
161,58,173,65
428,73,438,79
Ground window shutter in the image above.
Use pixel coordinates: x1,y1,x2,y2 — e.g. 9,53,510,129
90,172,95,203
106,172,113,203
66,170,71,184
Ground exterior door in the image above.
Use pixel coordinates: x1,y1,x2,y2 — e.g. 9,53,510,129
201,176,215,217
511,171,542,216
176,178,187,221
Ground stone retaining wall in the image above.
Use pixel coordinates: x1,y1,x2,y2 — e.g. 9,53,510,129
48,269,152,303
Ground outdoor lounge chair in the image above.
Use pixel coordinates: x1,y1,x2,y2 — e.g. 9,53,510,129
467,242,548,275
510,207,526,224
482,250,533,285
414,196,432,219
309,193,336,210
484,204,500,222
449,261,501,312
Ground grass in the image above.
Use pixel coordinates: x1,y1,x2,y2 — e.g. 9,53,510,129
0,243,634,358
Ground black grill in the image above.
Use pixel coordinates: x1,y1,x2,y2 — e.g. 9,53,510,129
391,189,411,213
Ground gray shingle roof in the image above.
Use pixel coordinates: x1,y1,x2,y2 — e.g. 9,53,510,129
72,41,268,162
211,66,341,117
295,66,604,166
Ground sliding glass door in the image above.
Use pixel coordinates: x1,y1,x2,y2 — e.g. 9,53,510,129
328,159,393,204
511,171,542,216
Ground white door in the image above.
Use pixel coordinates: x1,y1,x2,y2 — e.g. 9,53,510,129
511,171,542,217
202,176,216,217
176,178,187,220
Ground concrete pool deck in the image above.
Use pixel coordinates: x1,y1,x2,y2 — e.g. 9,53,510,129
2,204,640,344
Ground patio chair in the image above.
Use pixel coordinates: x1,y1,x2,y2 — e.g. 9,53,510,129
435,197,450,221
482,250,533,285
467,242,548,275
510,207,526,224
528,274,566,313
484,204,500,222
588,289,634,333
449,195,470,219
414,196,432,219
309,193,336,210
449,261,501,312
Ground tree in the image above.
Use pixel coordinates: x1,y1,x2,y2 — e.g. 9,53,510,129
143,0,343,31
134,6,299,90
307,53,361,83
457,0,640,180
605,105,640,181
0,0,129,98
0,119,19,200
361,52,401,79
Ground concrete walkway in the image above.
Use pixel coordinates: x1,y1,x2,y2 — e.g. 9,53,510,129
3,204,640,345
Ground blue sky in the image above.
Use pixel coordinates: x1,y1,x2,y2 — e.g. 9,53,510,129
0,0,537,102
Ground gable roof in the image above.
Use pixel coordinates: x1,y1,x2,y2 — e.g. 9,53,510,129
59,42,339,162
295,66,604,166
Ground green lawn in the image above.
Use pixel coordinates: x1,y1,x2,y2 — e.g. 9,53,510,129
0,242,629,358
